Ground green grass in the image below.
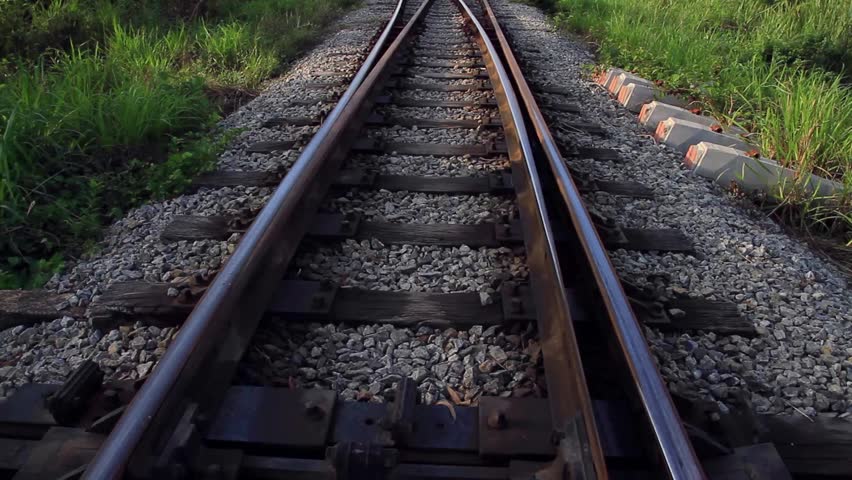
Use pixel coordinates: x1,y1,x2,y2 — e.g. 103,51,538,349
532,0,850,245
0,0,356,287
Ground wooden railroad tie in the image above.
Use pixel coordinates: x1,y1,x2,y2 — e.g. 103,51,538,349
392,79,493,92
351,138,509,157
373,95,498,109
0,290,84,331
159,212,694,254
85,279,753,336
191,168,653,199
261,113,504,130
402,59,485,68
391,70,489,80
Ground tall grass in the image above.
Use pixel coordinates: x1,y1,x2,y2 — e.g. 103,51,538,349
538,0,850,243
0,0,356,287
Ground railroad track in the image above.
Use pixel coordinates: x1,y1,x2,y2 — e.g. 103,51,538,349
0,0,795,478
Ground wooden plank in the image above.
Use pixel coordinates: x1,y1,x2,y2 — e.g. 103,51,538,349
88,282,194,329
161,214,505,247
330,289,504,327
414,46,478,54
373,175,494,193
90,281,506,329
394,81,492,92
246,140,297,154
556,121,606,135
572,147,621,161
616,228,694,253
415,53,482,60
403,59,484,68
354,222,499,247
0,290,82,330
416,39,470,45
406,71,488,80
91,280,747,334
595,180,654,198
161,215,230,242
759,415,852,477
366,141,507,157
306,214,501,247
660,298,754,335
337,171,513,194
370,116,500,129
384,97,497,109
379,142,494,156
334,169,376,187
192,170,505,193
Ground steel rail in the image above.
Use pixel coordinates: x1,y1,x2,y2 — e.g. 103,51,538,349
454,0,606,477
476,0,706,478
80,1,432,477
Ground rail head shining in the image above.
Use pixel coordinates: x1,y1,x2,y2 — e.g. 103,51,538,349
455,0,607,477
80,1,430,477
476,0,705,478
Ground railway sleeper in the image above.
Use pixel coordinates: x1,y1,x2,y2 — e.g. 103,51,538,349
373,94,498,108
351,137,508,156
191,166,653,199
391,79,494,91
390,69,490,80
0,365,820,478
262,112,504,130
401,59,485,68
83,278,752,336
159,208,693,254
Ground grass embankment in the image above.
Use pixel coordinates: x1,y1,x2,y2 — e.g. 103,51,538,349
0,0,355,288
530,0,851,245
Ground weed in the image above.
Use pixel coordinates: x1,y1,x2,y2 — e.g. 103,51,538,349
0,0,355,288
547,0,850,240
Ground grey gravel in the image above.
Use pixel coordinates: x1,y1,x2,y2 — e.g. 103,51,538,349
321,190,515,224
0,318,176,399
494,0,852,416
294,241,527,297
240,322,543,405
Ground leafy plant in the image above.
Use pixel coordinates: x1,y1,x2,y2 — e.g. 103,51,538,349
0,0,356,288
548,0,850,240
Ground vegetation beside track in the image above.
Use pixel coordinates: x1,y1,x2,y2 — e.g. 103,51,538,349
527,0,850,246
0,0,356,288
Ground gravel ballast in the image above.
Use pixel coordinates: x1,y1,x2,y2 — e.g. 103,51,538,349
492,0,852,416
236,1,540,405
240,322,543,405
321,190,515,224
